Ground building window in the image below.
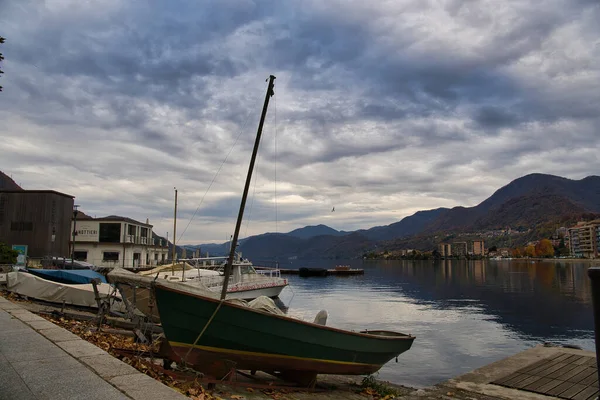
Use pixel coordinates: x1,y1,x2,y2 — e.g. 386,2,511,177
99,223,121,243
10,221,33,231
73,251,88,261
103,252,119,261
141,227,148,237
154,253,158,260
128,224,137,236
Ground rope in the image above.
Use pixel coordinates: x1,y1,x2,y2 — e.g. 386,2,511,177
182,299,224,364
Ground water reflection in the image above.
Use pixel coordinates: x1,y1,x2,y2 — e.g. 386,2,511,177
277,259,598,388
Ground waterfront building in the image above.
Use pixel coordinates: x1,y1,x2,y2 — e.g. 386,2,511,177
568,220,600,258
439,243,452,257
0,190,74,259
470,240,485,256
71,215,169,269
452,242,468,257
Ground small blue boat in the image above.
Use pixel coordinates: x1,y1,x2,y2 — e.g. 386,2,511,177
25,268,107,285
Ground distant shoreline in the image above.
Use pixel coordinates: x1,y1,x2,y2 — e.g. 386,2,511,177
507,257,600,263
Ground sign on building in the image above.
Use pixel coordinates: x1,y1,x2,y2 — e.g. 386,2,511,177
12,245,28,267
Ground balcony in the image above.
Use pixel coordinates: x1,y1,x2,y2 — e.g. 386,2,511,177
125,235,134,243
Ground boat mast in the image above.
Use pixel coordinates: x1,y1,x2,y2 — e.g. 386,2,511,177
220,75,276,300
172,187,178,275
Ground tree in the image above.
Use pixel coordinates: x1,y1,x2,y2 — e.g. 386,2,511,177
0,36,4,92
0,242,18,264
535,239,555,258
524,245,537,258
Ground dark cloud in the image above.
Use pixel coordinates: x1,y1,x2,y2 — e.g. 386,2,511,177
0,0,598,242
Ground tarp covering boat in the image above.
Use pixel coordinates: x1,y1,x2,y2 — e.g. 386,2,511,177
5,271,124,311
26,268,107,284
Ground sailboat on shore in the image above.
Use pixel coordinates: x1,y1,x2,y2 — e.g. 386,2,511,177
146,75,415,385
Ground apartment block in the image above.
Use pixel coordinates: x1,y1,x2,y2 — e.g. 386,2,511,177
568,220,600,258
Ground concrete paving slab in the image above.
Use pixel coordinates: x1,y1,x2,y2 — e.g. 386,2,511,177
56,338,108,358
11,355,129,400
25,318,60,331
8,310,46,322
0,301,25,310
0,359,37,400
0,330,68,363
110,373,189,400
0,315,30,333
79,353,140,379
25,371,129,400
38,327,81,342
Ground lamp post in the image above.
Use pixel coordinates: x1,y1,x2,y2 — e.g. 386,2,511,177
71,204,79,266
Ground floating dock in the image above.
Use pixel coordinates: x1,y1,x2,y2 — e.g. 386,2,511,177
279,267,364,276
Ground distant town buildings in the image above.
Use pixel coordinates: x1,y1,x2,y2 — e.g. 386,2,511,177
438,239,485,258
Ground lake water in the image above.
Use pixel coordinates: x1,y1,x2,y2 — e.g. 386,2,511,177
274,259,599,388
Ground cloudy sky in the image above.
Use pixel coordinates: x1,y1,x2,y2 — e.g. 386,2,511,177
1,0,599,244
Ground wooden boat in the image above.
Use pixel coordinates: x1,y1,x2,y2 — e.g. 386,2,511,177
154,281,414,379
152,75,415,384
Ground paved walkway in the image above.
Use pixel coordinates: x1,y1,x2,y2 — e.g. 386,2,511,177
0,296,187,400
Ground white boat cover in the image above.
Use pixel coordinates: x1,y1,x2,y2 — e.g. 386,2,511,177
6,271,125,311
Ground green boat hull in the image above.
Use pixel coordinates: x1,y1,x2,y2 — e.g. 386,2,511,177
155,284,415,376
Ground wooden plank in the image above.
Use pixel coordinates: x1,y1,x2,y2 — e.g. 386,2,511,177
534,361,571,377
559,383,587,399
529,358,573,376
493,372,524,385
536,378,567,394
584,358,598,367
561,366,593,382
567,368,597,384
508,375,542,389
519,358,556,374
577,372,598,387
546,363,582,380
573,356,594,366
502,373,535,388
571,386,599,400
523,376,557,391
547,381,579,397
553,353,577,363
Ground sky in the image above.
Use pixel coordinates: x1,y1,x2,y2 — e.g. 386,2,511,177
1,0,599,244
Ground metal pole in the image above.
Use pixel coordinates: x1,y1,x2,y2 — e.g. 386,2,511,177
71,205,79,268
220,75,276,300
587,266,600,386
171,188,177,275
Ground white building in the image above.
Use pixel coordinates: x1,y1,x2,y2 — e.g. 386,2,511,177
71,215,169,269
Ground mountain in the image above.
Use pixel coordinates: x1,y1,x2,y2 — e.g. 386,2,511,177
234,173,600,257
287,224,345,239
422,174,600,234
238,232,374,261
358,208,449,241
173,173,600,258
0,171,22,190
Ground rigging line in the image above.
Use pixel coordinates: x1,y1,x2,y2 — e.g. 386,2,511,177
243,143,262,239
176,97,260,243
